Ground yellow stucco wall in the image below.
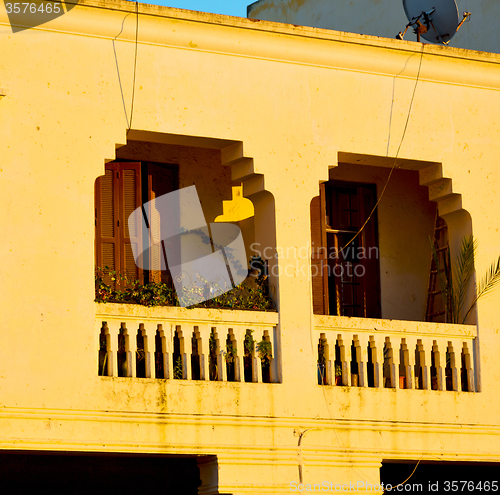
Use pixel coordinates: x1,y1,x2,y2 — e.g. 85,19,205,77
1,1,500,493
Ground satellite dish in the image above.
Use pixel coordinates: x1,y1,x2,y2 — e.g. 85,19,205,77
400,0,462,44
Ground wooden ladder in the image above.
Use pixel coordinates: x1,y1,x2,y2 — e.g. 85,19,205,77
425,213,449,322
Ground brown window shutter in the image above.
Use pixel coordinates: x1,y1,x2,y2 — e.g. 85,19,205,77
95,162,142,286
95,166,119,286
117,162,143,284
310,183,329,315
145,163,177,286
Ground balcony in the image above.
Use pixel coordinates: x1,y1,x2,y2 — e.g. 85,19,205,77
95,303,280,384
314,315,477,392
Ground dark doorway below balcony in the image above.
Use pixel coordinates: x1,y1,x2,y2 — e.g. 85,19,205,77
381,461,500,494
0,451,201,494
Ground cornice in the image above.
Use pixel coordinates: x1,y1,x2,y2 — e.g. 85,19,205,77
2,406,500,434
1,0,500,91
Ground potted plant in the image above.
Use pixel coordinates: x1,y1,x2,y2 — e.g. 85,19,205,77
350,360,359,387
399,363,406,389
335,364,342,386
317,338,327,385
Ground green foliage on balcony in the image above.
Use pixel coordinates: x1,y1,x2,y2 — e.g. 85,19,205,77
95,265,275,311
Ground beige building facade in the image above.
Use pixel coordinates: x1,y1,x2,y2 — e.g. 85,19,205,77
1,0,500,493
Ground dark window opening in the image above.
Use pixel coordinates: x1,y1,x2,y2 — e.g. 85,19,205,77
311,181,381,318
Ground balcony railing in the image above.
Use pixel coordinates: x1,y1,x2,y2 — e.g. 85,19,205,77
315,315,477,392
96,303,279,383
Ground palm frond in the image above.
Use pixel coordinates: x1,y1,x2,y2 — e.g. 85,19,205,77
461,255,500,323
453,234,475,321
429,233,500,325
477,256,500,298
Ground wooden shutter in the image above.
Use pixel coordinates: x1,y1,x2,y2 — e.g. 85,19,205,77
120,163,142,282
95,166,118,286
95,162,142,285
145,163,177,285
310,183,329,315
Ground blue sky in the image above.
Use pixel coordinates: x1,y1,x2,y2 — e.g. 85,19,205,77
143,1,253,18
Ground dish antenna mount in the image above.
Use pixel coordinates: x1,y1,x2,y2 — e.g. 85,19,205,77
397,0,471,44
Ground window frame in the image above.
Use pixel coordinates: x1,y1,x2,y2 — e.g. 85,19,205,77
311,180,381,318
95,160,179,288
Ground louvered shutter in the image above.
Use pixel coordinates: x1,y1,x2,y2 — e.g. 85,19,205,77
95,165,119,286
310,183,329,315
146,163,177,285
119,162,142,283
95,162,142,286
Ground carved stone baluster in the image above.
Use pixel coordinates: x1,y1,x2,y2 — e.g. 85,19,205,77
232,326,246,383
372,334,385,388
357,334,369,387
419,338,431,390
464,342,475,392
405,337,417,389
197,325,211,381
165,323,175,380
155,324,168,379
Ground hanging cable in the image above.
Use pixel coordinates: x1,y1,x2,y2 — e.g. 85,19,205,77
384,459,422,493
336,44,425,257
127,1,139,136
307,45,427,488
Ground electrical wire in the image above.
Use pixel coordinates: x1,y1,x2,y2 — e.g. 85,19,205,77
336,44,425,258
112,2,139,134
127,1,139,136
384,459,421,493
306,43,427,489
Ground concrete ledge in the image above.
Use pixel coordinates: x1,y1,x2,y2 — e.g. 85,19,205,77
315,314,477,338
95,302,279,326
